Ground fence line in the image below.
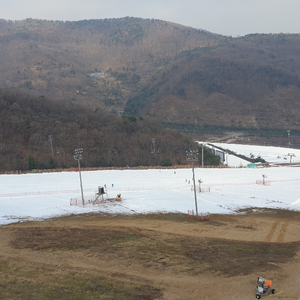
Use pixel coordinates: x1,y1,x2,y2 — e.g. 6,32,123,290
0,165,228,175
256,180,272,186
0,189,78,198
187,210,210,221
190,186,211,193
2,176,300,198
70,195,122,208
0,186,185,198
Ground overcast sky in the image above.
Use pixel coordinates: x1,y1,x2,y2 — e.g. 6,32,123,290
0,0,299,37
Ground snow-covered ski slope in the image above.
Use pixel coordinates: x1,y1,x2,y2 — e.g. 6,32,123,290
1,143,299,225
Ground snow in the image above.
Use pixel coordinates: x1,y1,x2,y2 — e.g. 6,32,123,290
1,143,300,226
213,142,300,164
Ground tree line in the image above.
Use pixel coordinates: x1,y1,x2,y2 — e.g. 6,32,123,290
0,89,220,171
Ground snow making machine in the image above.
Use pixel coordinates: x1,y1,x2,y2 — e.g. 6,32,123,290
255,276,275,299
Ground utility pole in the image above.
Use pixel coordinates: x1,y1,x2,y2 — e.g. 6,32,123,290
150,138,160,165
186,149,199,216
201,143,204,168
151,138,156,164
48,135,54,159
74,148,84,206
287,130,291,148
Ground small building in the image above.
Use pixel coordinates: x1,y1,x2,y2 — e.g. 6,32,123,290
247,163,257,168
199,142,254,168
87,72,105,78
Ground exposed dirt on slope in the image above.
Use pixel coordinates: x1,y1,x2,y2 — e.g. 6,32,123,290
1,210,300,300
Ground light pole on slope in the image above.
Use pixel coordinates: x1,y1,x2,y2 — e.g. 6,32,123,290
74,148,84,206
186,149,199,216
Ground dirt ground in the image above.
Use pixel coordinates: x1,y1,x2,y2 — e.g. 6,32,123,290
1,209,300,300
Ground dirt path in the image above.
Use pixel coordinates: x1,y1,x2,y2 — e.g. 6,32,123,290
1,210,300,300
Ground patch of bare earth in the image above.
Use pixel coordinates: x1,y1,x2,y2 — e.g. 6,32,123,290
0,209,300,299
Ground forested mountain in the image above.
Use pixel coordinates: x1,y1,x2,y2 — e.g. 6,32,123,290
1,18,300,134
0,17,224,112
1,17,300,171
125,33,300,131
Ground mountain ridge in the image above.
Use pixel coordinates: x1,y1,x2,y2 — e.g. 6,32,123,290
1,18,300,132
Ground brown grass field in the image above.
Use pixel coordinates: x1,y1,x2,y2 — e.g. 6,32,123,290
0,209,300,300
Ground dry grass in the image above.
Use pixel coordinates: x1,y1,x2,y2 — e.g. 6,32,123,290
2,210,300,299
0,258,161,300
10,215,300,277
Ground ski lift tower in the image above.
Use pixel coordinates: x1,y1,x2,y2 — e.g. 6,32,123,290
186,149,199,216
74,148,84,206
287,153,295,165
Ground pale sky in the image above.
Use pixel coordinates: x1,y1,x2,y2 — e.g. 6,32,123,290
0,0,299,37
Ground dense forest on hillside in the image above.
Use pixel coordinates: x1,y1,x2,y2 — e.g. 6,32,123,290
0,89,221,171
125,34,300,131
0,18,224,113
1,17,300,158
